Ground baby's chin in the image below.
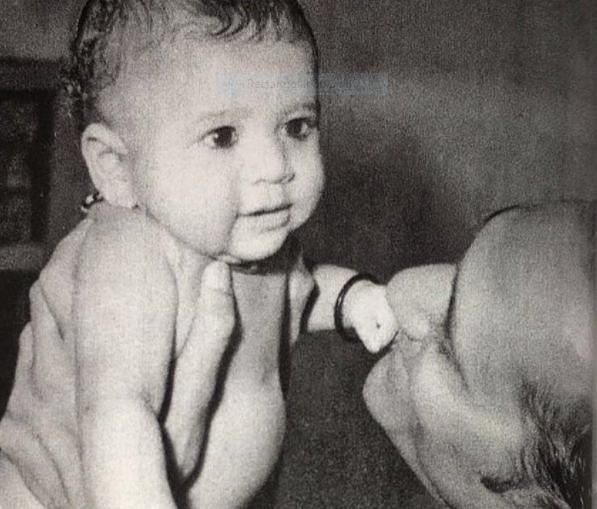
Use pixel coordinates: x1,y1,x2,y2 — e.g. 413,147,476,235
221,229,293,266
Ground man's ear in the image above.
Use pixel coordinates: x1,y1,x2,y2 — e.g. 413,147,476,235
81,123,137,208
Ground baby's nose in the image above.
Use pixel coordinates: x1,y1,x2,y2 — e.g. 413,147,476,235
249,140,293,184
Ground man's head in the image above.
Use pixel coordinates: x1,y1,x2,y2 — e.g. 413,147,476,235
364,201,593,508
67,0,323,263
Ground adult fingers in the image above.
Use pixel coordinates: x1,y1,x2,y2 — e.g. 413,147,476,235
182,261,235,381
162,261,236,471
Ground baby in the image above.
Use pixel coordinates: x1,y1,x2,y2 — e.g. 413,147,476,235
0,1,397,508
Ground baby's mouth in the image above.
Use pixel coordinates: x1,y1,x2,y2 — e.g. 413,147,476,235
243,203,292,217
240,204,292,230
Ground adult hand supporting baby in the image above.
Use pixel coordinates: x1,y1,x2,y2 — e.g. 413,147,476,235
187,260,235,379
164,261,236,480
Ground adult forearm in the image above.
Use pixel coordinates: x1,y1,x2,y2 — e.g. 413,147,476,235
79,399,176,509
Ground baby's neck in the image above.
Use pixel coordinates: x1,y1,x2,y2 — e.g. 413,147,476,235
229,243,293,276
161,227,293,278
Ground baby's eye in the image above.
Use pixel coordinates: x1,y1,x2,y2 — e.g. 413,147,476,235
285,117,318,141
203,126,238,149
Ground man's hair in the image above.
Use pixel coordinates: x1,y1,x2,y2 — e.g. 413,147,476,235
519,383,591,509
473,201,593,509
63,0,317,130
481,382,591,509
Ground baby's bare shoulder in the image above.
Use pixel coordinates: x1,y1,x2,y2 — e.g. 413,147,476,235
76,204,176,308
73,206,179,410
86,203,165,249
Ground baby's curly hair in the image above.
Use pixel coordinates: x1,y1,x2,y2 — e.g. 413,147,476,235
63,0,317,131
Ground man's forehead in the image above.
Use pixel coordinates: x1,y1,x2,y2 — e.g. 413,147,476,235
449,201,593,403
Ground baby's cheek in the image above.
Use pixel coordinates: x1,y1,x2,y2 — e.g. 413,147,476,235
172,196,238,257
198,180,238,240
202,210,239,254
291,173,324,226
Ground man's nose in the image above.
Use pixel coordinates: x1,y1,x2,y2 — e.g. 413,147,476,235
247,138,293,184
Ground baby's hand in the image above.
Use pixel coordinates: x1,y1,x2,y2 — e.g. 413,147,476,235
343,282,398,353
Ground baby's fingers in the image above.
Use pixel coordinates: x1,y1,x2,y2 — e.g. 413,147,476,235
360,313,398,354
366,315,398,353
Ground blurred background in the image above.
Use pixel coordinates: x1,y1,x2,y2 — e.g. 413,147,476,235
0,1,595,507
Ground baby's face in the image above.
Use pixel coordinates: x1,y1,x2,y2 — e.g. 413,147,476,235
104,34,323,263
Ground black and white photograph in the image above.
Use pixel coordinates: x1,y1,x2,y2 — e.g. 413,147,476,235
0,1,594,508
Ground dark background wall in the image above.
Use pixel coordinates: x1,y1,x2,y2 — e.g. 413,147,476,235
301,0,595,278
0,1,595,507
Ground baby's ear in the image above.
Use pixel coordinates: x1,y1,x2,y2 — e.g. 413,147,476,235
81,123,137,208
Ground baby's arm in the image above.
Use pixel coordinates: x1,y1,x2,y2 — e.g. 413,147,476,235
74,217,179,508
305,264,397,352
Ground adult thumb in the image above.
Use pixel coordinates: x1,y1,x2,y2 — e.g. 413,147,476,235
190,260,236,361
